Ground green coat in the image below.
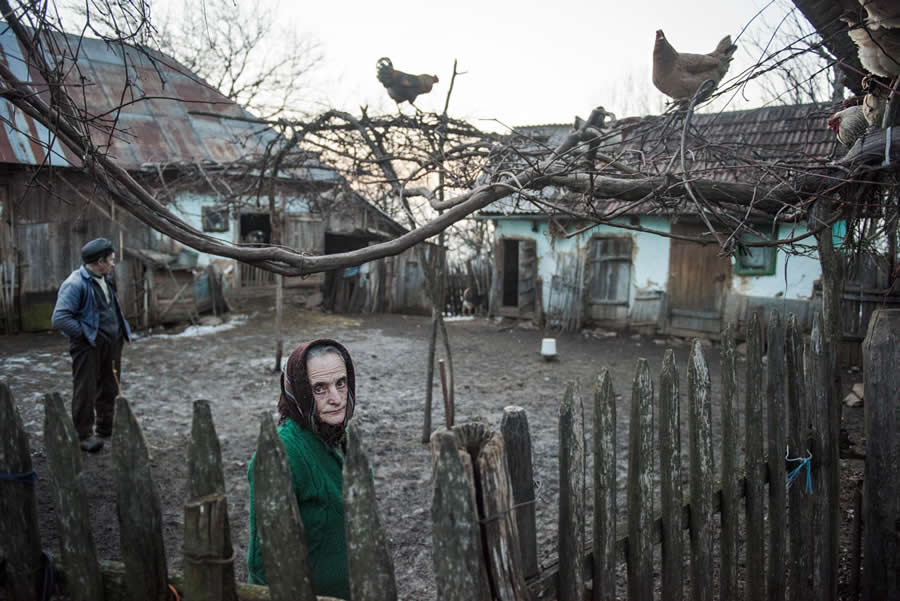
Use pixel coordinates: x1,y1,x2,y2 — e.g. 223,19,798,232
247,419,349,599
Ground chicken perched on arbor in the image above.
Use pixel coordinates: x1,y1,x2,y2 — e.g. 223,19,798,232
376,58,439,105
827,105,868,146
652,30,737,102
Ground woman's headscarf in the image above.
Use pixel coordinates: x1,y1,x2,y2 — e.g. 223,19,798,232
277,339,357,447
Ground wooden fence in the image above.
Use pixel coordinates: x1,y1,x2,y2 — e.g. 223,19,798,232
1,308,897,601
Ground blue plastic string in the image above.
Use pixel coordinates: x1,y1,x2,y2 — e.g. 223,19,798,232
785,449,813,494
0,469,38,483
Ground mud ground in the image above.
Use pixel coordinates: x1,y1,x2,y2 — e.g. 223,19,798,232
1,307,866,600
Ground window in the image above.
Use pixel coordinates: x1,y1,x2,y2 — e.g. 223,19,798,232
587,237,632,304
734,230,776,276
202,206,229,232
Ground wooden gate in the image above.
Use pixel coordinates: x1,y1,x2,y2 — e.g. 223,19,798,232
667,222,731,334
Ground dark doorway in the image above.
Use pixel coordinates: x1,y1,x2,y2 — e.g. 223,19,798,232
502,239,519,307
323,233,370,312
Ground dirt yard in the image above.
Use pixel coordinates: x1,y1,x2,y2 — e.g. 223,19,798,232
1,307,866,600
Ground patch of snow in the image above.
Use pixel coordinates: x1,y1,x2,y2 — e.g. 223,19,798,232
443,315,475,322
147,314,249,340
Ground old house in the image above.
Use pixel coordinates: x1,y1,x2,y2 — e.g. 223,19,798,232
479,103,883,338
0,28,432,332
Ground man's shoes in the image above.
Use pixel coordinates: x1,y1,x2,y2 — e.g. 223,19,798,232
79,436,104,453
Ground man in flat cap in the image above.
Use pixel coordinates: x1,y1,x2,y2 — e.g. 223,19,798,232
52,237,132,452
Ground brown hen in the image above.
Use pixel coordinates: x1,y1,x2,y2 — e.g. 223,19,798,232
652,30,737,102
376,58,439,105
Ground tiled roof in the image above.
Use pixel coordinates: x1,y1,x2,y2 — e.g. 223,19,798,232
480,102,840,217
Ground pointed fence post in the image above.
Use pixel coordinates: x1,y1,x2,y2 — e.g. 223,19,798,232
431,430,489,601
861,309,900,601
501,406,539,580
184,400,237,601
592,370,617,601
719,324,739,601
344,420,398,601
659,351,683,601
43,392,103,601
558,381,585,601
767,310,787,601
626,360,654,601
112,395,170,601
252,413,316,601
0,382,43,601
745,312,766,601
688,341,714,601
786,314,813,601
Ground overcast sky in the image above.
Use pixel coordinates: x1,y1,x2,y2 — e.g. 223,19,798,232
275,0,796,128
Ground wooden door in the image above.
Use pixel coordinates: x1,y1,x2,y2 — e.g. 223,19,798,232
283,215,325,287
517,239,537,314
667,222,731,333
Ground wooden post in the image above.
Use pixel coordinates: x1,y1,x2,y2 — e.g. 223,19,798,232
344,421,398,601
500,406,539,580
439,359,453,429
719,324,739,601
767,310,787,601
477,432,531,601
431,430,489,601
42,392,104,601
626,359,654,601
592,370,617,601
274,273,284,372
808,312,838,600
112,396,170,601
745,312,766,601
422,307,439,443
187,400,237,601
688,341,714,601
658,351,683,601
252,413,316,601
0,382,43,601
558,382,585,601
861,308,900,601
786,314,813,601
183,493,230,601
850,479,863,601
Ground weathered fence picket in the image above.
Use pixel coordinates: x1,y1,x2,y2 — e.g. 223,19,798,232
786,314,813,601
688,340,714,601
344,421,398,601
501,405,539,580
766,310,787,601
719,324,739,601
558,382,586,601
186,399,238,601
861,308,900,601
0,381,44,601
808,312,837,600
112,395,170,601
252,413,316,601
42,391,103,601
592,370,617,601
430,429,490,601
478,431,532,601
626,359,654,601
658,351,683,601
745,313,766,601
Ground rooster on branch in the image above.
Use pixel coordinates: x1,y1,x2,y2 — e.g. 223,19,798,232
376,57,439,108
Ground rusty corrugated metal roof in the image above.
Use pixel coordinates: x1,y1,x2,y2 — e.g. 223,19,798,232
0,26,333,177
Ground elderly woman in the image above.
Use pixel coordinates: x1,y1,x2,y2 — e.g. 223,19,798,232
247,339,356,599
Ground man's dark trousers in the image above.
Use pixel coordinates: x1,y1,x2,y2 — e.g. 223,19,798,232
70,333,123,439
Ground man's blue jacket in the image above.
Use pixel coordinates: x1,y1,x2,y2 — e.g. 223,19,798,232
52,266,132,346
